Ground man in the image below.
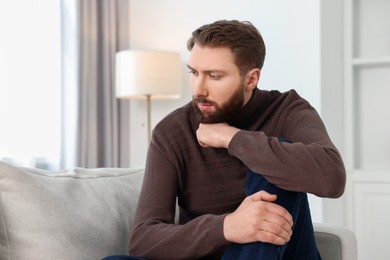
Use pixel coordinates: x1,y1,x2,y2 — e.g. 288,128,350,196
129,20,346,259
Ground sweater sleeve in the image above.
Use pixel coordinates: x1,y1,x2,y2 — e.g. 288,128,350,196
228,97,346,198
129,132,230,259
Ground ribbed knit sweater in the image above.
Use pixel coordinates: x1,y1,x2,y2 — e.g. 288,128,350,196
129,88,346,259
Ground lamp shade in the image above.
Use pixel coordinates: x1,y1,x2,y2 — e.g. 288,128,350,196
115,50,182,99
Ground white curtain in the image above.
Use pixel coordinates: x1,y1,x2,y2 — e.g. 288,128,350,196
61,0,130,168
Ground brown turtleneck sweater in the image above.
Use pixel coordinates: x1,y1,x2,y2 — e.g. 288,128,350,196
129,88,346,259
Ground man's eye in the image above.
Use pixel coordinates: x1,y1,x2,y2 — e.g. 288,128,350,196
188,70,198,76
209,74,221,80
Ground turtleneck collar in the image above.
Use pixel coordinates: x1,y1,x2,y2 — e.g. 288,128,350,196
227,87,267,129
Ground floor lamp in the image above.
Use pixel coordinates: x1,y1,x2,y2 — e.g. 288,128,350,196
115,50,182,143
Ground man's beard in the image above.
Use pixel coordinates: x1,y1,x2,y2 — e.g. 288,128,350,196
192,82,245,124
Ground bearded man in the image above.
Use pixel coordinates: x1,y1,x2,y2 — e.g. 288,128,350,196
125,20,345,260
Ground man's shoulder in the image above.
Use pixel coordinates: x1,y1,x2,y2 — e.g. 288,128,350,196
154,101,196,133
151,101,198,155
262,88,301,99
265,89,309,106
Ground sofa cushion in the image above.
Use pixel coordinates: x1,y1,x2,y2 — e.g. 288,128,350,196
0,160,143,260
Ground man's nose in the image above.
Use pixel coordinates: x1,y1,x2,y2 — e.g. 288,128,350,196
192,76,208,97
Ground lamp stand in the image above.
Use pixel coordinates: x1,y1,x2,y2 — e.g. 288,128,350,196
146,94,151,144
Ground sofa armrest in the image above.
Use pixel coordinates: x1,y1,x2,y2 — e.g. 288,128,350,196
314,223,357,260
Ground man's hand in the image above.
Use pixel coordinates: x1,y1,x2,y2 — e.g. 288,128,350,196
196,123,240,148
223,190,293,245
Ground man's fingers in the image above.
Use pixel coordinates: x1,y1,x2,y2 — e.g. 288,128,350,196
266,210,293,237
264,202,294,228
224,192,294,245
249,190,293,228
250,190,277,202
255,227,291,245
250,209,293,245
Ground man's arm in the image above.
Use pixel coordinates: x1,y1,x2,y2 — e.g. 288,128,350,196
129,142,227,259
129,132,293,259
196,102,346,198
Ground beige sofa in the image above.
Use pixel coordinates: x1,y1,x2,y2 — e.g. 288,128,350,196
0,161,357,260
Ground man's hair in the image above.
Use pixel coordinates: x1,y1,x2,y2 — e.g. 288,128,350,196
187,20,266,75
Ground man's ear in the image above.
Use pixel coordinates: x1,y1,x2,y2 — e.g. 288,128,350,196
245,68,261,91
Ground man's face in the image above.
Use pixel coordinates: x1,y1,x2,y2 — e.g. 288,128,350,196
187,45,249,123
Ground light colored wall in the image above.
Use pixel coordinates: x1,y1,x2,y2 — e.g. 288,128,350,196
320,0,345,227
127,0,324,221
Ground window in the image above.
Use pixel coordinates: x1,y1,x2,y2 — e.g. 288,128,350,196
0,0,61,169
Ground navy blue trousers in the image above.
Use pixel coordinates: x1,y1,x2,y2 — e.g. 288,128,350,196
221,168,321,260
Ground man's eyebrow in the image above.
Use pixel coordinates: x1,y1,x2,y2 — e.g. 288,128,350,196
186,64,196,71
186,64,225,74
